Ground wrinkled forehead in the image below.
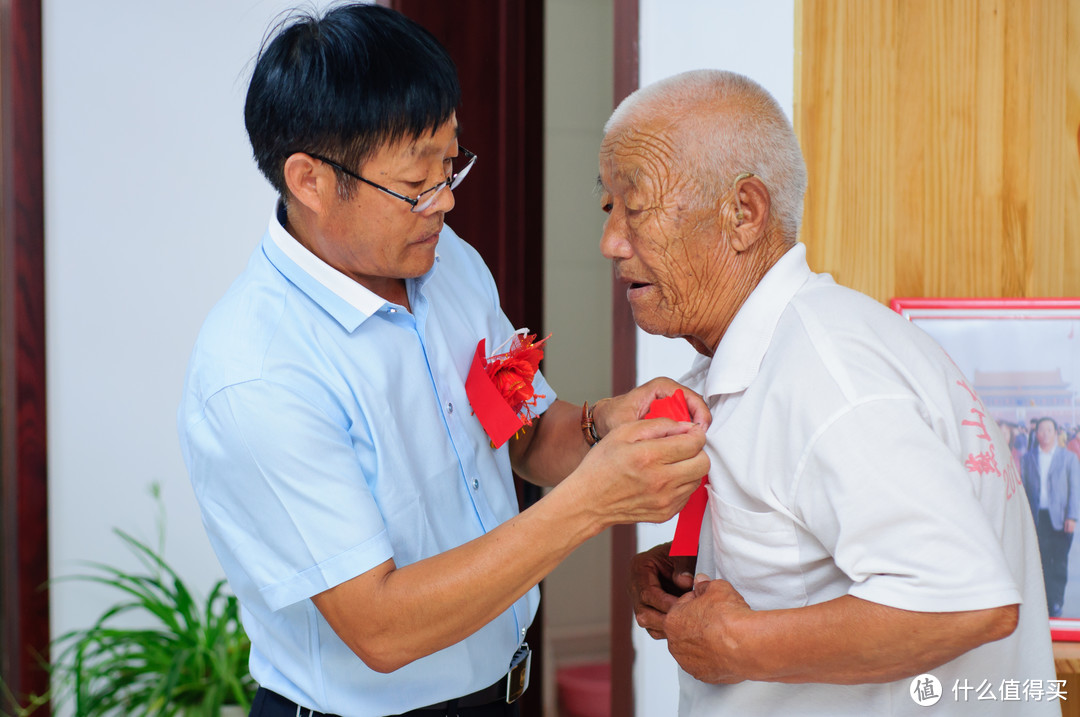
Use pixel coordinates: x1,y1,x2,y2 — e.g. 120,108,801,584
600,116,691,197
598,121,681,193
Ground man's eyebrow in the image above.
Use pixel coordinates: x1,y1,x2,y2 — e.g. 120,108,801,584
595,167,641,194
412,123,462,158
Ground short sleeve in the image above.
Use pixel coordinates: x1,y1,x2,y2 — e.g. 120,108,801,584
793,398,1021,613
185,379,394,611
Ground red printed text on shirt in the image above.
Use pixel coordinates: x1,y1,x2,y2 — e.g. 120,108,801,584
957,379,1021,499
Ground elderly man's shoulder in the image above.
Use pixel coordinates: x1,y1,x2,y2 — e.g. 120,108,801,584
773,273,954,396
789,274,920,344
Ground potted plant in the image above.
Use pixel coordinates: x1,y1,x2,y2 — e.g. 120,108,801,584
9,485,256,716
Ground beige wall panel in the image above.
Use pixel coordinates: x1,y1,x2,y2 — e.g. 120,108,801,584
797,0,1080,303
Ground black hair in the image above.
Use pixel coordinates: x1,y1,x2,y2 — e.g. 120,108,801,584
244,3,461,198
1037,416,1059,432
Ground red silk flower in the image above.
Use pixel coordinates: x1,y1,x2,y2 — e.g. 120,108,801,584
485,333,548,421
465,332,550,448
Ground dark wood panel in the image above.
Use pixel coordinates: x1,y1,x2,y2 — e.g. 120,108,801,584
389,3,545,714
611,0,639,714
0,0,50,712
392,0,544,338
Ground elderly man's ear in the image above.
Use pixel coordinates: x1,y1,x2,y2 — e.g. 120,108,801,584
728,175,770,253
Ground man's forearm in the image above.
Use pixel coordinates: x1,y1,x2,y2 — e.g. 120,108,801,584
314,478,600,672
509,399,591,487
745,596,1018,684
667,582,1019,685
316,418,708,672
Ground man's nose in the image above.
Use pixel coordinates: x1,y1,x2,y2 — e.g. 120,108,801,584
600,211,631,260
422,184,455,215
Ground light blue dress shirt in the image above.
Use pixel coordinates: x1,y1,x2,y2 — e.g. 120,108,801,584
177,207,553,715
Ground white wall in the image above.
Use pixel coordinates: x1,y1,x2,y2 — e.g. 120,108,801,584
633,1,795,714
44,0,301,656
542,0,615,710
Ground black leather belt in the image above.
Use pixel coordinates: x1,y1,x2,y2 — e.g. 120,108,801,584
253,687,340,717
253,644,530,717
420,643,530,711
417,673,510,711
254,682,509,717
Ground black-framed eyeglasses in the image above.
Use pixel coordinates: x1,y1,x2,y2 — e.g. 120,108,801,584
306,147,476,213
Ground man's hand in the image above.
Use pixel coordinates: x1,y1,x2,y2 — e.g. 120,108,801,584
665,576,755,684
661,577,1021,686
593,378,711,438
1067,519,1076,534
630,542,697,639
562,417,709,527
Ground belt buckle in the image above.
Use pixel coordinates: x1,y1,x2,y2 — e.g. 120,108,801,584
505,643,531,704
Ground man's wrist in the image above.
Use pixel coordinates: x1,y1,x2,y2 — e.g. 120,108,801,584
581,401,601,446
590,398,612,439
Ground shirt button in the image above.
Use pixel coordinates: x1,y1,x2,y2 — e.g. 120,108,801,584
447,402,454,414
521,627,527,638
472,478,479,490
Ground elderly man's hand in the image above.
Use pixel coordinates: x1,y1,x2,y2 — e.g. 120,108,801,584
630,543,696,639
665,575,756,685
594,378,711,438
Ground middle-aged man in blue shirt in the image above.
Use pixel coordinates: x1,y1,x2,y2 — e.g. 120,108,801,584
177,5,709,717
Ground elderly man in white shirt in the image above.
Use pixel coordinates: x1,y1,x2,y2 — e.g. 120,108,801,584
606,69,1058,716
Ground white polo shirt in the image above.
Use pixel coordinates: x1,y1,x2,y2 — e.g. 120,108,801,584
677,243,1057,716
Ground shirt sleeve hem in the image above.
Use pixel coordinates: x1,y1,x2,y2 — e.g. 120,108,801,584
848,582,1022,614
259,531,395,611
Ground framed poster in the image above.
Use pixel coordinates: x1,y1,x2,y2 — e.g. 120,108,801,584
891,298,1080,641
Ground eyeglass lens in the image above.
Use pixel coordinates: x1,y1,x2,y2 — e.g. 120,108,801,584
411,152,475,213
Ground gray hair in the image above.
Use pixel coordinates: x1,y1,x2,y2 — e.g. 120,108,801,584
606,70,808,240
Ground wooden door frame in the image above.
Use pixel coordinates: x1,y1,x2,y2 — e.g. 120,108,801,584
610,1,639,715
0,0,50,712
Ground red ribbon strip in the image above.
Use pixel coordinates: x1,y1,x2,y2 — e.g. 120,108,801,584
644,389,709,557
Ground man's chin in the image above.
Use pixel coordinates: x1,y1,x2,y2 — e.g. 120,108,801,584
403,245,438,276
627,306,671,338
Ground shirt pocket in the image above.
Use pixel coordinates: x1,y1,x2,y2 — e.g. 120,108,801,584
708,493,807,610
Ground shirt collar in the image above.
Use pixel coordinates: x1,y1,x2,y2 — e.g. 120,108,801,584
703,242,812,398
264,202,440,330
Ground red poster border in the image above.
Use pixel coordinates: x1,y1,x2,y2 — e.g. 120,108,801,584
892,297,1080,641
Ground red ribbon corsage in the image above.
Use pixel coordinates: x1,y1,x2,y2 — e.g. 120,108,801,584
465,330,550,448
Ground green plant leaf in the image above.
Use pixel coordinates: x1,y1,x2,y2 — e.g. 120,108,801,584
39,484,256,716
